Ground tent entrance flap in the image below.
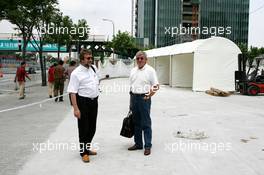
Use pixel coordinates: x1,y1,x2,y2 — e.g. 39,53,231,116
155,56,170,85
147,57,155,68
171,53,194,88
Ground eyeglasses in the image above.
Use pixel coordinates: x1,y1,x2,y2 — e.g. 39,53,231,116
85,57,93,60
136,57,145,61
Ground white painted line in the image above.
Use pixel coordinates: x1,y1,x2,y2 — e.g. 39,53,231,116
0,89,17,92
0,78,13,83
0,93,69,113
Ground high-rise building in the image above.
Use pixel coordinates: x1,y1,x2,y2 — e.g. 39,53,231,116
135,0,249,48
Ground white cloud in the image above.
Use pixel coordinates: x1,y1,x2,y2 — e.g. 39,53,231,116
58,0,131,38
248,0,264,47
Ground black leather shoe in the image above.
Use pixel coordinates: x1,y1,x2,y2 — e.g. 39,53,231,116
144,148,151,156
128,145,143,151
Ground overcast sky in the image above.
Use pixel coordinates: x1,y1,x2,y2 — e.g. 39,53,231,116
0,0,264,47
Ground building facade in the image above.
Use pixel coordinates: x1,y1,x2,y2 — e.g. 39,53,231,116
135,0,249,48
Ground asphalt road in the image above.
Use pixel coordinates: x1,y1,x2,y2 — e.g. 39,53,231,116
0,76,71,175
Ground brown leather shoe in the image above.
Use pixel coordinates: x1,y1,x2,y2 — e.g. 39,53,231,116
88,150,97,155
128,145,143,151
82,154,90,163
144,148,151,156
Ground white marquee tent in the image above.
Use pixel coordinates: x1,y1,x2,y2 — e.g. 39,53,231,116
145,37,241,91
98,58,134,78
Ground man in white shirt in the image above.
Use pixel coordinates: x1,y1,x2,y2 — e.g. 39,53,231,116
128,51,159,156
67,49,99,163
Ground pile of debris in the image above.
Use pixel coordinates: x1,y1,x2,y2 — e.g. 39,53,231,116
205,87,231,97
173,130,208,140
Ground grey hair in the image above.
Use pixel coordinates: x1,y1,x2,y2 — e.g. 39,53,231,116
135,51,147,59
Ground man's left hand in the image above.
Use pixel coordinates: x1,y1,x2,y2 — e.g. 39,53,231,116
144,94,150,100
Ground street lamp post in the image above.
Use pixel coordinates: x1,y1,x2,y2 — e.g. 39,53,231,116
102,18,115,60
102,18,115,38
131,0,134,36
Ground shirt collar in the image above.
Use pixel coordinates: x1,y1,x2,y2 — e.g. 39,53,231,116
137,64,147,70
80,64,93,71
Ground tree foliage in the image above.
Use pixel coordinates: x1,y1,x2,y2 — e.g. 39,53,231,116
108,31,139,58
238,43,264,75
238,43,264,60
2,0,58,59
2,0,59,86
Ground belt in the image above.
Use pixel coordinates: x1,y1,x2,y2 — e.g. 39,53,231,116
87,97,98,100
130,92,147,96
77,94,98,100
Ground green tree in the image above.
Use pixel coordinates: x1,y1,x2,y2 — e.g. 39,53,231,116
258,47,264,55
3,0,58,61
0,0,9,20
238,43,249,58
5,0,37,59
238,44,264,75
44,13,72,60
29,1,59,86
247,46,262,74
70,19,90,58
109,31,139,59
0,0,18,20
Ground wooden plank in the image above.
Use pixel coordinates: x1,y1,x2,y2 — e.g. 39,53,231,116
205,87,231,97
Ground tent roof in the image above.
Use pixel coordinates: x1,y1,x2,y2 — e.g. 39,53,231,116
145,37,240,58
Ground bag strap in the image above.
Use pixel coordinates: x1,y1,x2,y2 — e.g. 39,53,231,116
91,65,96,73
129,93,132,111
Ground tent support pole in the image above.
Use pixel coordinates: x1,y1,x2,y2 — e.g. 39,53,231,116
154,57,156,69
169,55,172,87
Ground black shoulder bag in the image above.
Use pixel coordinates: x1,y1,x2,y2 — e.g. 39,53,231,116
120,94,134,138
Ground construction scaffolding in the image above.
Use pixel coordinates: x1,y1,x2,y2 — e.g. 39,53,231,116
182,0,200,40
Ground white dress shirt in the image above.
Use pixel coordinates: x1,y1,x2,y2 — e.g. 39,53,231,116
129,64,159,94
67,64,99,98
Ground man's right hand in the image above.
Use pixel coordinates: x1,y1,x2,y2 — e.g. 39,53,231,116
70,93,80,119
74,108,81,119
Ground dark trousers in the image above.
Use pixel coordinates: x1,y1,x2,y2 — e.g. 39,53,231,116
76,95,98,156
54,79,64,100
131,94,152,149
